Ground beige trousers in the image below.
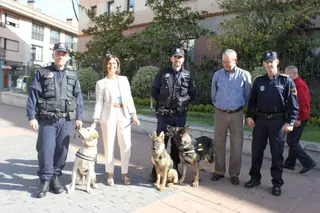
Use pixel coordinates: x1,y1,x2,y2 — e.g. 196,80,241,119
100,108,131,174
214,109,244,177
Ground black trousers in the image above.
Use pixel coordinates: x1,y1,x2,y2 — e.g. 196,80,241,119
285,120,314,168
36,118,72,180
249,117,285,187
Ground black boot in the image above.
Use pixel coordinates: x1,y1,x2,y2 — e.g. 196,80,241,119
173,163,182,179
148,166,157,182
36,180,50,198
50,175,64,194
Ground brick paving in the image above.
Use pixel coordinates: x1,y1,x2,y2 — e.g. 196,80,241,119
1,103,320,213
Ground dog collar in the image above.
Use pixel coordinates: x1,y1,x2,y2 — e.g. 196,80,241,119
76,149,97,162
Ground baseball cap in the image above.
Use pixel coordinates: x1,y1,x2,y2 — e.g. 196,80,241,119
53,42,69,52
263,51,277,61
171,48,184,57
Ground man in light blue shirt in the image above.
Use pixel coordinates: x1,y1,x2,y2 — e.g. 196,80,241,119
211,49,252,185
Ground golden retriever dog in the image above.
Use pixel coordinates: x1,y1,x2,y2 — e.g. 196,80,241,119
66,127,99,194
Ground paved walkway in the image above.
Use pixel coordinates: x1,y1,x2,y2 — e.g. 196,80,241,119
0,104,319,213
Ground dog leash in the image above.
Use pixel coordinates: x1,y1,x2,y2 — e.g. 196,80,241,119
125,120,152,138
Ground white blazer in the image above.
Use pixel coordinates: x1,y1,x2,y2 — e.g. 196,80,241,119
92,75,136,121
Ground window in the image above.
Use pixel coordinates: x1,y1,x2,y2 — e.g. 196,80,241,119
65,34,73,50
50,29,60,44
127,0,134,12
32,23,44,41
107,1,114,14
5,13,19,27
91,5,97,16
49,48,53,62
32,45,43,61
1,38,19,52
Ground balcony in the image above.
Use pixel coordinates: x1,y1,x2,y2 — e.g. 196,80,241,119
0,48,5,60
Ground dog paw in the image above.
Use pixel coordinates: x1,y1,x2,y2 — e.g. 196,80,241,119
159,185,165,191
86,188,92,194
167,183,174,187
192,181,199,187
178,179,184,185
92,183,99,189
67,188,75,194
154,183,160,188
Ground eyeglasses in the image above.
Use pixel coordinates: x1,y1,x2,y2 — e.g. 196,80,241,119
222,59,236,64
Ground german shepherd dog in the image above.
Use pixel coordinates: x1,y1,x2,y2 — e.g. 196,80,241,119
151,131,178,191
166,125,214,187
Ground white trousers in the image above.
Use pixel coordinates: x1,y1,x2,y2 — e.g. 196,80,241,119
100,108,131,174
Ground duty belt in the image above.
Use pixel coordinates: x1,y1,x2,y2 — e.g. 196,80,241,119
256,112,285,120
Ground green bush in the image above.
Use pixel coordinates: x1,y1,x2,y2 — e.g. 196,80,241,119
251,66,266,82
131,66,159,98
78,67,100,95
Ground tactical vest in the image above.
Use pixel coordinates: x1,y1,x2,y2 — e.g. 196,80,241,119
37,67,77,120
158,68,191,111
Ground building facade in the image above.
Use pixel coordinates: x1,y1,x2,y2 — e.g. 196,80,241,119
0,0,78,89
77,0,231,62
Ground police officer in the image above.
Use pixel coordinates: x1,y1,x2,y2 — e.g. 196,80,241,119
245,51,299,196
149,48,197,181
26,42,84,198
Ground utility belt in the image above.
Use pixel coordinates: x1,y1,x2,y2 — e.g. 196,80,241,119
157,106,188,116
39,110,68,121
256,112,285,120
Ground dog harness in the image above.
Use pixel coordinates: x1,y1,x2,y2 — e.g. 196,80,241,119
76,149,97,162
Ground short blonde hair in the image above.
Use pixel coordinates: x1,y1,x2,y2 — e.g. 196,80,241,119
103,55,120,76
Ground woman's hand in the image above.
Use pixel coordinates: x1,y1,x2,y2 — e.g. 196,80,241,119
132,116,140,126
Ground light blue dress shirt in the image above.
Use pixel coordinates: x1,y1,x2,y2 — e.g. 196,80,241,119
211,66,252,110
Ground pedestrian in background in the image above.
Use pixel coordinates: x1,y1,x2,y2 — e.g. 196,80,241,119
245,51,299,196
284,65,316,174
211,49,252,185
27,42,84,198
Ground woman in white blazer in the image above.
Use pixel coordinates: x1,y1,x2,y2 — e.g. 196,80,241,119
91,55,140,186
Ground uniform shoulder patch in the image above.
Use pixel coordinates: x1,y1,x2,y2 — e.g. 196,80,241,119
280,73,289,77
291,87,297,95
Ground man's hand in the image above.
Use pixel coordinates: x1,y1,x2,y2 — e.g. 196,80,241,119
29,119,39,131
282,123,294,132
75,120,83,128
294,120,301,128
247,117,255,127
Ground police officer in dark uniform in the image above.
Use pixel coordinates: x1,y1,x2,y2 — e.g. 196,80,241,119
26,42,84,198
245,51,299,196
149,48,197,181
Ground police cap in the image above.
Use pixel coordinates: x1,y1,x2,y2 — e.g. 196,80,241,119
263,51,277,61
53,42,69,53
171,48,184,57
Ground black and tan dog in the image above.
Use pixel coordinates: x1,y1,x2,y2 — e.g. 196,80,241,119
151,131,178,191
166,125,214,187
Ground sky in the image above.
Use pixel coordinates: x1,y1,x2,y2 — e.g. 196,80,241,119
19,0,78,22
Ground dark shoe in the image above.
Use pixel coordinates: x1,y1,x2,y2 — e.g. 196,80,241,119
36,180,50,198
211,173,224,181
284,164,295,170
300,162,316,174
244,179,261,188
50,175,64,194
272,186,281,196
230,177,239,185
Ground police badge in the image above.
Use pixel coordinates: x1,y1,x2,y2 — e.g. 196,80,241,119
260,86,265,91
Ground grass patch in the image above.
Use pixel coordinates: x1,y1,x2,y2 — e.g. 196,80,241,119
136,105,320,143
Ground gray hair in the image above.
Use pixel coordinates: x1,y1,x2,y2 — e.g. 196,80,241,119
285,65,298,74
223,49,237,58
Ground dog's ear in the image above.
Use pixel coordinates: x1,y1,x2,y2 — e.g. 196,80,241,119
159,131,165,139
91,130,99,139
180,125,190,135
152,131,157,139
